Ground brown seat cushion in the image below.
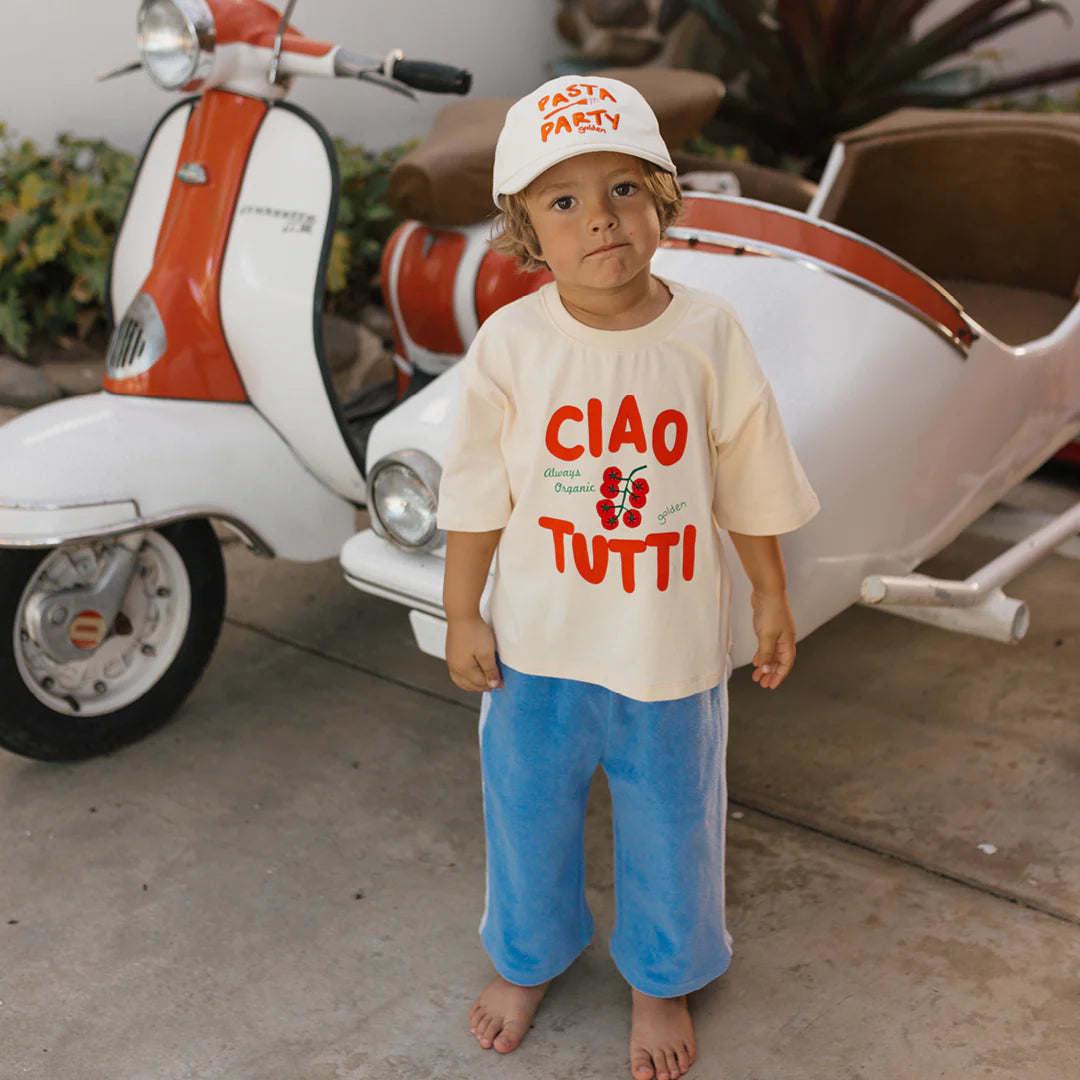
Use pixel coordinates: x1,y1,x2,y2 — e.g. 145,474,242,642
938,278,1074,347
390,68,724,226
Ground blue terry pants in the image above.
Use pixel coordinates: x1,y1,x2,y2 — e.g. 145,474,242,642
477,662,732,998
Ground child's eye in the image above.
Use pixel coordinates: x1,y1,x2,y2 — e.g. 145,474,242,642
552,195,574,210
613,181,637,197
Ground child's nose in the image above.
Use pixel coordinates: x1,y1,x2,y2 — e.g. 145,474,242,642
588,200,618,231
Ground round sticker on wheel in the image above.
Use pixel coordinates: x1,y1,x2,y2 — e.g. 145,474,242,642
70,611,107,650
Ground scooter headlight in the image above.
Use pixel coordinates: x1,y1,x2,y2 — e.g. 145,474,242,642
137,0,216,91
368,450,444,553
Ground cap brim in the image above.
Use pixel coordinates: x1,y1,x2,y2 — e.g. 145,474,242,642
494,143,676,204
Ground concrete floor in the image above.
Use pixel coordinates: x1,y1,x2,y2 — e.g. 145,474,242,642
2,480,1079,1080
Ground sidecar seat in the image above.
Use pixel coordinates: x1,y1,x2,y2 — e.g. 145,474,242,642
816,109,1080,346
389,68,724,227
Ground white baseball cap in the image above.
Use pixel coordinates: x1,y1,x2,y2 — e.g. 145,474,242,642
492,76,676,205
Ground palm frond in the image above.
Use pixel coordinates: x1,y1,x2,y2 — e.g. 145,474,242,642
868,1,1069,93
960,58,1080,100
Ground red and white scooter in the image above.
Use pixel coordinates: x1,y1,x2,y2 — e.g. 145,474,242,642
0,0,469,761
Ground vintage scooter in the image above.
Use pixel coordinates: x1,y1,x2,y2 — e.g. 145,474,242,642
0,0,470,761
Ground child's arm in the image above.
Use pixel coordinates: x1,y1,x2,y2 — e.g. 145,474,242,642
443,529,504,693
727,532,796,690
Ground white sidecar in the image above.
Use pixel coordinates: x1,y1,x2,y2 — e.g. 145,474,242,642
341,106,1080,666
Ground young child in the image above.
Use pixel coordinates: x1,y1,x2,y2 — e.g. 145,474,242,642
436,76,820,1080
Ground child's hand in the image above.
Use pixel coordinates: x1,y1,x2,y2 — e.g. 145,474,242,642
749,589,797,690
446,614,504,693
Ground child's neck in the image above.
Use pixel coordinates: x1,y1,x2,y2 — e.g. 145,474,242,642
556,271,671,332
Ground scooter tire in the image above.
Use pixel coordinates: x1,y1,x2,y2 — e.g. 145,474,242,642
0,519,225,762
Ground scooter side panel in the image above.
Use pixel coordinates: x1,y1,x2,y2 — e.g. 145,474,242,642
219,103,366,503
0,395,355,561
108,102,194,326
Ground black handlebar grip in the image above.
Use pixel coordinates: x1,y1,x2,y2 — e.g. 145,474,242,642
391,59,472,95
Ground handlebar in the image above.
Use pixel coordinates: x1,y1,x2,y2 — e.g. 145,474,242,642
331,48,471,97
389,56,471,96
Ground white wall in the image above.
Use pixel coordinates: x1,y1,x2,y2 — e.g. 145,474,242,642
0,0,563,153
1,1,1076,156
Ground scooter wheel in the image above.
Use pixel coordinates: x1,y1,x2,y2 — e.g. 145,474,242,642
0,519,225,762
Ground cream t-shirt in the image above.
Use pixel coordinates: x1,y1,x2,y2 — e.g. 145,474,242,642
437,278,820,701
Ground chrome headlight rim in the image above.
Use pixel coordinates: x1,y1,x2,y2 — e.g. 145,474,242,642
137,0,216,92
368,449,445,554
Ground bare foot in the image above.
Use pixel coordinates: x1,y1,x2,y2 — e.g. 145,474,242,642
629,989,696,1080
468,973,551,1053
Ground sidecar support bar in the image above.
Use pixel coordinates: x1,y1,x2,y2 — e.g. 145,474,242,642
860,498,1080,642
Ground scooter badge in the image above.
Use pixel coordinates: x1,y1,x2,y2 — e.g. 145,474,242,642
69,611,108,651
177,162,209,185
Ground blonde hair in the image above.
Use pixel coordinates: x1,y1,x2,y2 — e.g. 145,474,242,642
491,159,682,273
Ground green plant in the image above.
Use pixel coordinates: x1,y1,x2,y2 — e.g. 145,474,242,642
326,136,418,319
672,1,1080,171
0,122,415,358
0,124,134,356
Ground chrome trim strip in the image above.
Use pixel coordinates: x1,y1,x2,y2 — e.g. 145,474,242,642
0,508,274,557
664,225,972,357
680,192,977,327
341,574,445,620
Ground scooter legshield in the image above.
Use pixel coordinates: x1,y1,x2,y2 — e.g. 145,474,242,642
0,394,355,561
219,103,368,503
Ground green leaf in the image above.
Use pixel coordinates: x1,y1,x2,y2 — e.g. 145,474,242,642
31,222,67,265
0,289,30,356
960,57,1080,100
364,203,395,222
17,171,48,212
325,231,351,295
0,211,36,259
898,63,991,97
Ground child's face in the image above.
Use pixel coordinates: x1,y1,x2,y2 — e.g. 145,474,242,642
523,152,661,294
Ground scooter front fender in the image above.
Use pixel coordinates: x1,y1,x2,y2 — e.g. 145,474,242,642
0,394,356,560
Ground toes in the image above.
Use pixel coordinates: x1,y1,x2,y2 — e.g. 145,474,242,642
656,1054,673,1080
493,1017,528,1053
477,1014,500,1049
631,1050,656,1080
485,1014,505,1046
